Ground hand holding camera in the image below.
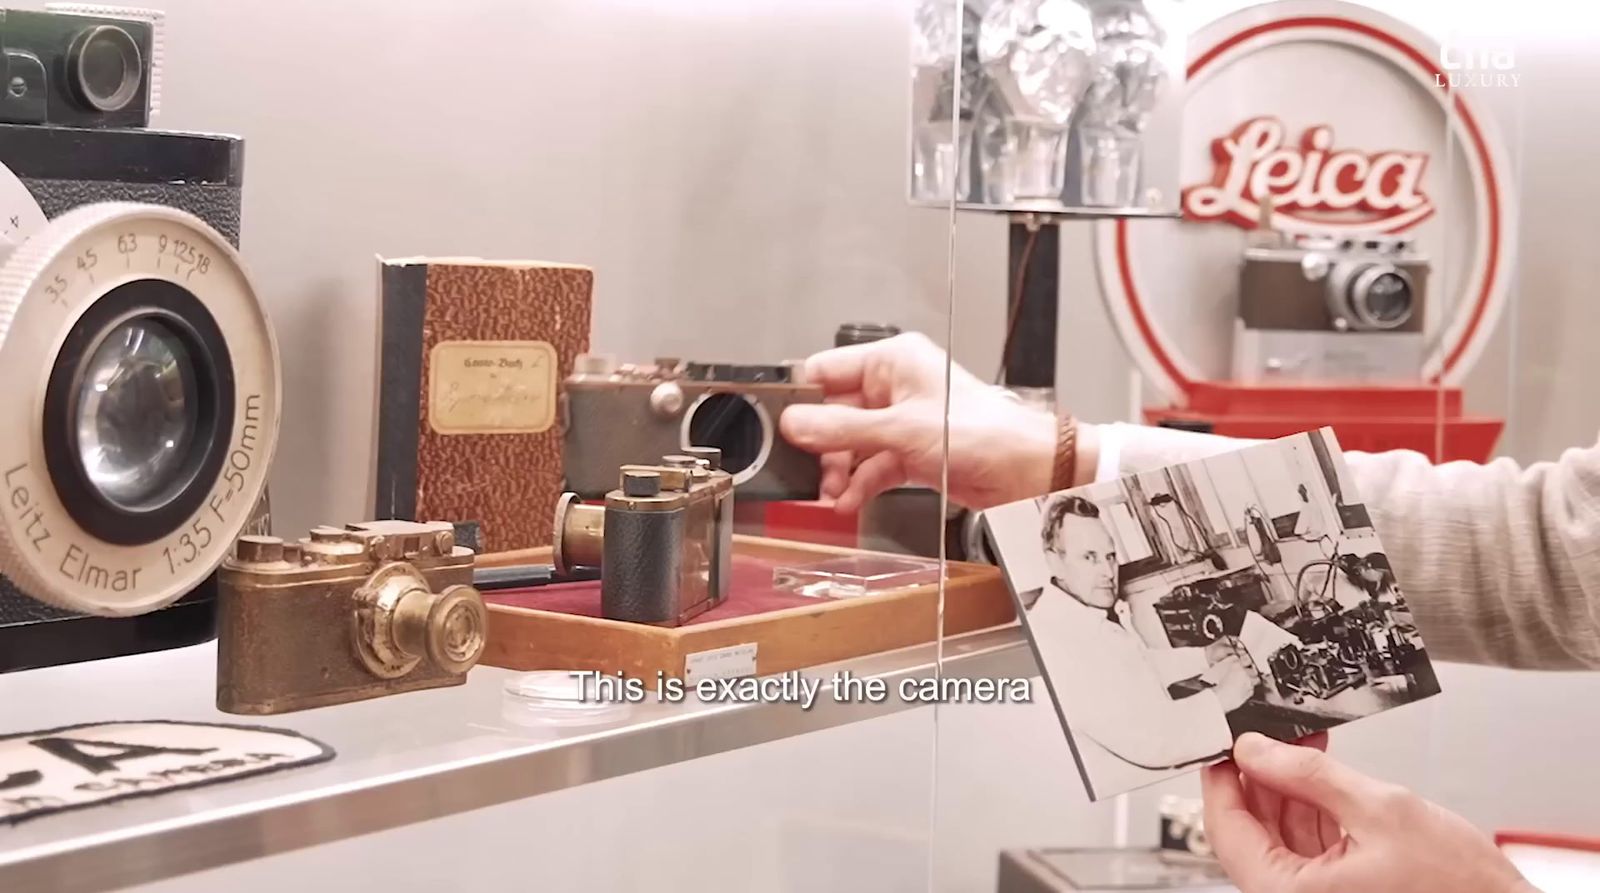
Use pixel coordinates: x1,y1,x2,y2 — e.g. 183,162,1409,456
1204,635,1243,666
778,332,1075,513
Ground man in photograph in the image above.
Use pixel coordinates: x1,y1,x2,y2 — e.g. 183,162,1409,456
1023,494,1259,794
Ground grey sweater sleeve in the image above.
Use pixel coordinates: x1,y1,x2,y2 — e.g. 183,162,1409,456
1104,423,1600,671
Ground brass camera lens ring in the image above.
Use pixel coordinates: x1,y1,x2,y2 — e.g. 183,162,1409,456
353,563,488,679
0,203,280,617
678,391,773,487
429,583,488,674
353,561,431,680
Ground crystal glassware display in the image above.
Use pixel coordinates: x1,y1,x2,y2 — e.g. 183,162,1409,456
911,0,981,202
977,0,1097,203
1078,0,1170,206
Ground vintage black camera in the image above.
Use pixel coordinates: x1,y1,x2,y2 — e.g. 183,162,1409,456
1153,566,1270,647
552,451,734,627
0,7,156,129
0,13,261,673
1267,640,1364,702
561,355,823,502
1233,233,1430,383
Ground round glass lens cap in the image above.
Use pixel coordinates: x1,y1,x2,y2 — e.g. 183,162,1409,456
75,317,200,510
502,670,634,727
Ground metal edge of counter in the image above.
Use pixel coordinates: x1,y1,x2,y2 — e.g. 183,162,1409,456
0,626,1035,893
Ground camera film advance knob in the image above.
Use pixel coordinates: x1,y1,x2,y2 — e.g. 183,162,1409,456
623,470,662,497
650,381,685,417
355,562,488,679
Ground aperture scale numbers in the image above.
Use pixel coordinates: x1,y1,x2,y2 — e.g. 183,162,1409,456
44,226,215,308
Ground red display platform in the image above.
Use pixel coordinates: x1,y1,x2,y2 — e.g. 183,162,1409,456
477,536,1015,681
1146,382,1505,464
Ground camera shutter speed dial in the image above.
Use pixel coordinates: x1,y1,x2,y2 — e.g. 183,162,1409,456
0,160,48,252
0,202,281,616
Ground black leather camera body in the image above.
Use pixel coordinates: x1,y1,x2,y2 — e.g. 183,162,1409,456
0,7,155,129
0,15,251,672
1153,566,1270,648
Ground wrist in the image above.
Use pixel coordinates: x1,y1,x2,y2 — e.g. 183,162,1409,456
1073,421,1102,488
1018,415,1105,498
1016,407,1057,500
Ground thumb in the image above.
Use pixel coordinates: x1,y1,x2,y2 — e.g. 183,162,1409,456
1230,733,1387,830
779,402,914,456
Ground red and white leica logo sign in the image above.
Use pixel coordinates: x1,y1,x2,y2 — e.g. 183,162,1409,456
1092,0,1518,400
1182,116,1434,234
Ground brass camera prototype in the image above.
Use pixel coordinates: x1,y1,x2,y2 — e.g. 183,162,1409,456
561,355,823,501
216,520,488,715
553,449,733,626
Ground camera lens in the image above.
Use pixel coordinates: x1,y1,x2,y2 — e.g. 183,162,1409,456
686,393,768,481
1348,265,1414,329
44,278,232,548
69,25,143,113
0,204,279,618
75,317,200,510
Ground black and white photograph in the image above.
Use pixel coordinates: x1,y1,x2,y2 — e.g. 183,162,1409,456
980,427,1442,801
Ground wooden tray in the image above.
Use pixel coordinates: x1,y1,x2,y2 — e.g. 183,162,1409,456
477,535,1017,681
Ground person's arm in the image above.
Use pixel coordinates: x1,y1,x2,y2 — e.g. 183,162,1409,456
1064,629,1239,770
1146,646,1211,685
1092,421,1600,671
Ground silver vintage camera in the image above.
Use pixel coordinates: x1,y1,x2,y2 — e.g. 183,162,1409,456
1232,233,1430,383
561,355,823,502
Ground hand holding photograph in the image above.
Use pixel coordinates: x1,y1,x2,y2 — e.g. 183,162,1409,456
978,427,1442,800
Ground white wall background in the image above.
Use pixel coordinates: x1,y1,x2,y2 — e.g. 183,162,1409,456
7,0,1600,889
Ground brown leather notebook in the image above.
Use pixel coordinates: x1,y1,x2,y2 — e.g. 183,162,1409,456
372,257,593,551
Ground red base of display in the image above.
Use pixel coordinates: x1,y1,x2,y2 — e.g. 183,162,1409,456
1146,382,1504,463
741,500,859,548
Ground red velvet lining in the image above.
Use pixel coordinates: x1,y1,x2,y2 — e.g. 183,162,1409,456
483,555,830,624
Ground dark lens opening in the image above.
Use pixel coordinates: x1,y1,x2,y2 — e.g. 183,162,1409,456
43,279,234,546
1359,271,1412,325
75,316,202,512
686,393,765,478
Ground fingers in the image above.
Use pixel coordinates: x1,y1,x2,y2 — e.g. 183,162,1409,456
1202,760,1294,892
1298,732,1330,752
1243,774,1286,850
1318,805,1343,852
819,452,852,501
1280,797,1335,858
780,402,913,458
1230,733,1382,830
800,332,940,400
814,394,864,502
835,451,908,514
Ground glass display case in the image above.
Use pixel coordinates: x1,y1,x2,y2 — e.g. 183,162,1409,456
1,1,1596,892
923,2,1600,892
